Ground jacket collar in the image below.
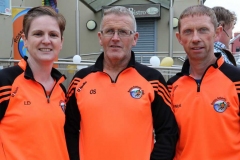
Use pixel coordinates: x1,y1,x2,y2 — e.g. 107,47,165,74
181,53,224,75
91,51,136,72
18,56,66,83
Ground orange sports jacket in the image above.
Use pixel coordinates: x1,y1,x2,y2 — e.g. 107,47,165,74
167,53,240,160
0,57,69,160
65,52,178,160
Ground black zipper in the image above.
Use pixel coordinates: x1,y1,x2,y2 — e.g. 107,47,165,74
197,82,200,92
102,68,127,83
36,78,61,103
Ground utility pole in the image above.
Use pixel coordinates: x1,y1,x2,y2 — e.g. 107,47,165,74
76,0,80,55
169,0,173,57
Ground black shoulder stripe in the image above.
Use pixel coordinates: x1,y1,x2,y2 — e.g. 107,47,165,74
0,86,11,103
150,80,171,107
0,65,23,120
66,77,81,100
219,63,240,82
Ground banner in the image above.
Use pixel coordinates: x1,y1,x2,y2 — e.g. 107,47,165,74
0,0,11,15
12,7,31,60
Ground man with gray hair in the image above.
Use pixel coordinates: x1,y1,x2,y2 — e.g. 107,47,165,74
213,6,237,65
65,6,178,160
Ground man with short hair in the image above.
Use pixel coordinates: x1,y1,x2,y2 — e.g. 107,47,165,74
167,5,240,160
65,6,178,160
212,6,237,65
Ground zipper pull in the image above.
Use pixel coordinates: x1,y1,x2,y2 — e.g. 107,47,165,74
197,82,200,92
47,95,50,103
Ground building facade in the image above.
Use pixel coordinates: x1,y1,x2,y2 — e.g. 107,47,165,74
0,0,201,62
230,32,240,53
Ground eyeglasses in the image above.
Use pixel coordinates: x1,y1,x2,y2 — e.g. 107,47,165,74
218,23,230,38
223,28,230,37
100,29,135,37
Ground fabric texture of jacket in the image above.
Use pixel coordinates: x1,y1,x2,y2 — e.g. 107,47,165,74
64,51,178,160
0,57,69,160
167,53,240,160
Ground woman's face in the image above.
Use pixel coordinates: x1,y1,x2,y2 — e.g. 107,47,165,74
22,15,63,64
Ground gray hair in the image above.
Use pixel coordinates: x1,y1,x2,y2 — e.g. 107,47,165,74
100,6,137,31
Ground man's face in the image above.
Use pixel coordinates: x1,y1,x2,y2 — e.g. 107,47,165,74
219,22,234,48
98,14,139,63
176,15,220,61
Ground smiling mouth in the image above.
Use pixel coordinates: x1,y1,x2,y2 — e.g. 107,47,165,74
39,48,52,51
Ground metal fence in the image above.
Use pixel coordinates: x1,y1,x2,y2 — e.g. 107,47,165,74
2,51,240,88
61,51,186,64
0,59,182,88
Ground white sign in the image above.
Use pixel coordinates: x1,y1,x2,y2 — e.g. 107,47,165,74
0,0,11,15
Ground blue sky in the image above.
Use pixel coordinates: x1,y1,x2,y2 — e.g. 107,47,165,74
204,0,240,34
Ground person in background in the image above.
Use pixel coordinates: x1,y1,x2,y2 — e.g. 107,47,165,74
0,6,69,160
167,5,240,160
212,6,237,66
64,6,178,160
